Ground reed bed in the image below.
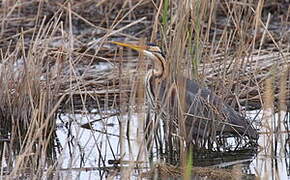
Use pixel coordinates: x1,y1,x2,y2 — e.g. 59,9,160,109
0,0,289,179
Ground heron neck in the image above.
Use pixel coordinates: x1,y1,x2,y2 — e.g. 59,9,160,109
144,70,156,108
152,60,168,79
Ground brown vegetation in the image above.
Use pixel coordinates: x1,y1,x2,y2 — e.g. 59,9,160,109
0,0,289,179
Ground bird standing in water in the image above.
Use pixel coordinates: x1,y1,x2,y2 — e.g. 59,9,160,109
112,41,258,145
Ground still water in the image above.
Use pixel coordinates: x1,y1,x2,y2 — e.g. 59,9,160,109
54,109,289,179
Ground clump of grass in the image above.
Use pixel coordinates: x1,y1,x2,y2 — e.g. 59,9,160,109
0,30,59,178
141,163,244,180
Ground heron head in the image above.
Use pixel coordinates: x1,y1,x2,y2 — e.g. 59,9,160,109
111,41,165,60
111,41,167,77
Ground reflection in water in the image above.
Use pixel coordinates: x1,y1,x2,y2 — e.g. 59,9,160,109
251,110,289,180
55,111,148,179
53,110,289,179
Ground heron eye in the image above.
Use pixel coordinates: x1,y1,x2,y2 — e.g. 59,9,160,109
147,43,157,46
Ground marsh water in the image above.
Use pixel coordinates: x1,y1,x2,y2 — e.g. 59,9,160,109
53,109,289,179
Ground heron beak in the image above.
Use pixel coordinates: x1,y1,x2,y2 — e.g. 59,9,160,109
111,41,146,52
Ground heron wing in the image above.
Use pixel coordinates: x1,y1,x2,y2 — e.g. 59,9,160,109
184,78,258,139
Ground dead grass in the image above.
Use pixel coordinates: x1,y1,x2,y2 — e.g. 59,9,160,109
141,163,244,180
0,0,289,179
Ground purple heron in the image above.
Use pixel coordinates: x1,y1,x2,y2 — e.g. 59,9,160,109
112,41,258,143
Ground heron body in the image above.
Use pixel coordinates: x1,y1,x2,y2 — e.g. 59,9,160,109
112,41,258,142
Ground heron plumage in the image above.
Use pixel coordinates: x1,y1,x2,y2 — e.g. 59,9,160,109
112,41,258,142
